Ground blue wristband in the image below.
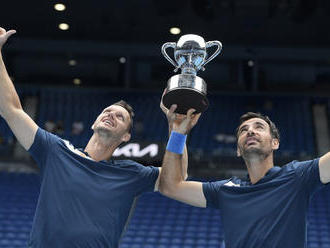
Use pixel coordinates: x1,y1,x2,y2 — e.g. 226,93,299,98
166,131,187,154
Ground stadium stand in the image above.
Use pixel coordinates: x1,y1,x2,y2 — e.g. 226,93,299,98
0,86,319,159
0,172,329,247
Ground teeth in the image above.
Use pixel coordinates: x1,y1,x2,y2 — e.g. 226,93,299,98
104,120,112,126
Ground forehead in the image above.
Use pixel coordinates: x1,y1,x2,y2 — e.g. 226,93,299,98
239,118,269,128
102,105,130,117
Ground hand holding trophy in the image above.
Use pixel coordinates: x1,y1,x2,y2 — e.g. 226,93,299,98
161,34,222,114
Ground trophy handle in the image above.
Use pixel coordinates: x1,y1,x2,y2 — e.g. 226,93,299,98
161,42,179,72
202,41,223,70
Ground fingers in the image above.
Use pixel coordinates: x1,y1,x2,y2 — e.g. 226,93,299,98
6,30,16,38
161,88,167,98
0,28,16,36
0,28,16,48
167,104,177,124
160,89,169,113
191,113,201,125
160,100,167,113
168,104,177,115
186,108,197,121
184,108,201,128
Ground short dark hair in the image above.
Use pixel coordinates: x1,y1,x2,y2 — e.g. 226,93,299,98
236,112,280,142
113,100,134,134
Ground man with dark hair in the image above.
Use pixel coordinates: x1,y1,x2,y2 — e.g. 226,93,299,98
236,112,280,141
0,28,188,247
159,105,330,248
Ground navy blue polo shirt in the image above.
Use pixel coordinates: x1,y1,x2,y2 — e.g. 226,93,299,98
203,159,328,248
28,128,159,248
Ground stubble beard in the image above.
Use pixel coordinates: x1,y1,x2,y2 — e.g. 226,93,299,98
240,143,271,162
94,126,119,141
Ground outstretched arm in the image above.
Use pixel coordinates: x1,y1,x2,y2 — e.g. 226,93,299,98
0,27,38,150
159,106,207,208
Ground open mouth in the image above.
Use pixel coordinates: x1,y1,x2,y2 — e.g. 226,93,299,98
102,118,114,127
246,138,259,145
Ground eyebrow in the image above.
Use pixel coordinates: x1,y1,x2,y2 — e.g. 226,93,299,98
103,108,127,120
238,124,248,134
255,121,266,127
238,121,266,133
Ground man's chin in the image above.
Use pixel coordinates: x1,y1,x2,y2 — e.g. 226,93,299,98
242,147,264,156
95,127,112,135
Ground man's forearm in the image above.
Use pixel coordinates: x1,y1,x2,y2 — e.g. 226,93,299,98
182,145,188,180
0,52,22,118
168,128,188,180
159,151,184,195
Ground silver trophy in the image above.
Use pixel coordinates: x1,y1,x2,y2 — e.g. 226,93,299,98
161,34,222,114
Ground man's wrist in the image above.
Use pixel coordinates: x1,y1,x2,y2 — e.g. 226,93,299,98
166,131,187,155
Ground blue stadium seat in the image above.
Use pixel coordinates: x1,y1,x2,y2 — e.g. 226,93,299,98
1,160,330,247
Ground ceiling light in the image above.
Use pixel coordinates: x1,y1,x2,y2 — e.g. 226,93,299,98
68,60,77,66
59,23,69,31
170,27,181,35
73,78,81,85
119,57,126,64
54,3,66,11
247,60,254,67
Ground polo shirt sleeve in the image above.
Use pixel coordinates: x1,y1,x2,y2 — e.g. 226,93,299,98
134,164,160,195
292,158,325,195
28,128,61,169
202,180,227,209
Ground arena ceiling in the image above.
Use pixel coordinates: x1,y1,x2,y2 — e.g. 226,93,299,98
1,0,330,47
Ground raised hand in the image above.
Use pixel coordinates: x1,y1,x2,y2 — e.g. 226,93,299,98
167,105,201,135
0,27,16,50
160,88,191,131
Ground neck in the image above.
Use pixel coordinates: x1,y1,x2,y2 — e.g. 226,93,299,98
244,153,274,184
84,132,120,162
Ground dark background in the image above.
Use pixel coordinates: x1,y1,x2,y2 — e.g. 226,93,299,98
1,0,330,92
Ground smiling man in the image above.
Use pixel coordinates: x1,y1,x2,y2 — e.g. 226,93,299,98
159,107,330,248
0,28,189,248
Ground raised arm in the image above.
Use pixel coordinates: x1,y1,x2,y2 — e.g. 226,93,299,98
159,105,207,208
153,92,189,191
0,28,38,150
160,91,188,180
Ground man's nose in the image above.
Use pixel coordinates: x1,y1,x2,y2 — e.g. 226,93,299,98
108,112,115,120
247,128,255,136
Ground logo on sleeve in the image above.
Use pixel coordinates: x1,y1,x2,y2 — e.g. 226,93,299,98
224,181,241,187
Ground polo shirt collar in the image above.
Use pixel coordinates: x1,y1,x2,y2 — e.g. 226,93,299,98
245,166,281,184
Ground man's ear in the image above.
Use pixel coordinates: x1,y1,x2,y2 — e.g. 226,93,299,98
272,138,279,150
121,133,131,143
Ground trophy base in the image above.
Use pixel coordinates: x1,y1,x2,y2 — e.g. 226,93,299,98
163,88,209,114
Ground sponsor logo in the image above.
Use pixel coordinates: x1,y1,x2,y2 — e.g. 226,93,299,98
114,143,159,158
224,181,240,187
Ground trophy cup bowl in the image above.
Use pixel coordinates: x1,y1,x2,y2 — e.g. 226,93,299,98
161,34,222,114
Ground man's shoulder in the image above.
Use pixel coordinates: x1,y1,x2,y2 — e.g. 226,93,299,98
281,158,319,172
111,160,158,176
111,159,144,170
203,179,232,188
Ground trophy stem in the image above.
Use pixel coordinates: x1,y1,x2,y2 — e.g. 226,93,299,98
182,67,197,75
